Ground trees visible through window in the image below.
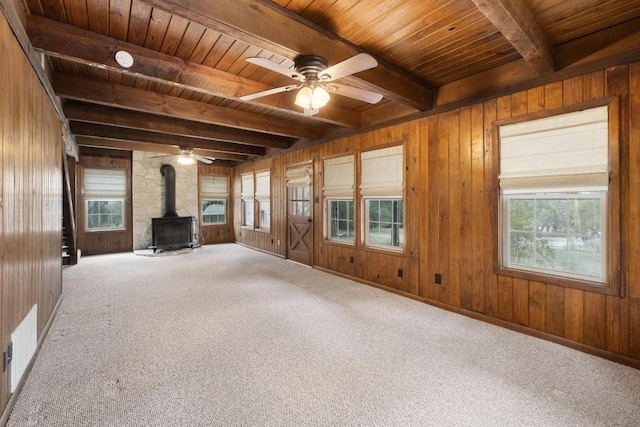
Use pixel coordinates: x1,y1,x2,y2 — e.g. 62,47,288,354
498,105,614,286
201,174,228,225
360,145,404,250
505,195,604,281
84,168,126,231
324,155,355,244
328,200,354,243
366,199,403,248
87,200,124,230
241,173,254,228
202,200,226,224
255,170,271,231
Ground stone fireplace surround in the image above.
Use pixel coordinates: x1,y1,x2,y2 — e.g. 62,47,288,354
132,151,199,250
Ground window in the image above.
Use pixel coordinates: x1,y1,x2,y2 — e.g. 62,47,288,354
498,105,616,287
201,174,228,225
367,199,403,247
241,173,254,228
328,200,354,243
84,168,126,231
255,170,271,231
360,145,404,250
324,155,355,244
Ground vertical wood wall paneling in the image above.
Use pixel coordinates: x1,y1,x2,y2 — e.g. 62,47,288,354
628,62,640,359
1,13,63,410
77,148,133,255
436,115,450,303
469,103,486,312
426,117,440,301
605,65,629,355
483,99,498,317
198,164,235,244
235,158,279,255
458,107,474,310
405,121,421,295
232,60,640,366
447,112,462,307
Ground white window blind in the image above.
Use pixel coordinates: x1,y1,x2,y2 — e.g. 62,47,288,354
84,169,126,198
255,170,271,202
323,155,354,197
286,164,311,187
360,145,403,196
241,173,254,200
201,175,228,198
499,106,609,193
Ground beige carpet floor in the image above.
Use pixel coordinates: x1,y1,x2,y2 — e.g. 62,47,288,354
7,243,640,426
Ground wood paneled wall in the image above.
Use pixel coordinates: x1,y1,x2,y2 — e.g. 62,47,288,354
198,164,235,244
234,61,640,366
77,148,133,255
1,12,63,410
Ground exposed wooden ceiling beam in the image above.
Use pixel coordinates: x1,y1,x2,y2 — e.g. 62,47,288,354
64,103,292,150
75,136,247,162
26,15,361,128
138,0,434,111
470,0,554,75
69,122,265,156
437,18,640,107
53,73,323,140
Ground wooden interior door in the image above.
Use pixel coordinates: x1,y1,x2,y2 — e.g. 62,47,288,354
287,185,313,265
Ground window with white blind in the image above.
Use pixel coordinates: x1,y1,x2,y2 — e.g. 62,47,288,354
255,170,271,231
360,145,404,250
200,174,228,225
84,168,126,231
324,155,355,244
240,172,254,228
498,105,615,286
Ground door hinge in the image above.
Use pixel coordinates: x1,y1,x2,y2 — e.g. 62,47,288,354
3,342,13,373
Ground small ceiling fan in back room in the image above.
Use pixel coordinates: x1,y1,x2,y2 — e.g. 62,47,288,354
152,148,215,165
240,53,384,116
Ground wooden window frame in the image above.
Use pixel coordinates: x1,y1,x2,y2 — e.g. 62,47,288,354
200,173,229,226
493,98,621,295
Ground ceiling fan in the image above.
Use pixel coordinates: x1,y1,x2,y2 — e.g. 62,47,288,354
240,53,384,116
152,148,215,165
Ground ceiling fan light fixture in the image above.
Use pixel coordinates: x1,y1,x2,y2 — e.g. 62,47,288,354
295,85,330,110
312,86,330,108
177,154,195,165
295,86,313,109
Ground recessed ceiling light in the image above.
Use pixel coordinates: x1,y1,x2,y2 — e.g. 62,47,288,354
114,50,134,68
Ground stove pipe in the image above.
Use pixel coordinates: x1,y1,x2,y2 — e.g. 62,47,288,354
160,164,179,217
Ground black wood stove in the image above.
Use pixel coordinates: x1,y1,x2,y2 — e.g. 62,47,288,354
150,164,196,252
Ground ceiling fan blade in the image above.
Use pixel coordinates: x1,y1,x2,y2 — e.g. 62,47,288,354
326,83,383,104
246,57,305,81
318,53,378,82
239,85,298,101
196,156,214,164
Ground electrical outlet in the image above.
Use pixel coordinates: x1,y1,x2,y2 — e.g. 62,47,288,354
349,256,354,264
398,269,403,278
435,273,442,284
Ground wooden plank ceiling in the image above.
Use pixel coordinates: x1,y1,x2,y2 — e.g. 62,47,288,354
20,0,640,164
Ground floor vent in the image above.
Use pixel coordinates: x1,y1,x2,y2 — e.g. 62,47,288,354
11,304,37,392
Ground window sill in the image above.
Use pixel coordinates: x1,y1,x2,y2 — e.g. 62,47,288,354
361,244,405,257
496,267,619,295
85,228,126,233
323,239,355,247
255,228,271,233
